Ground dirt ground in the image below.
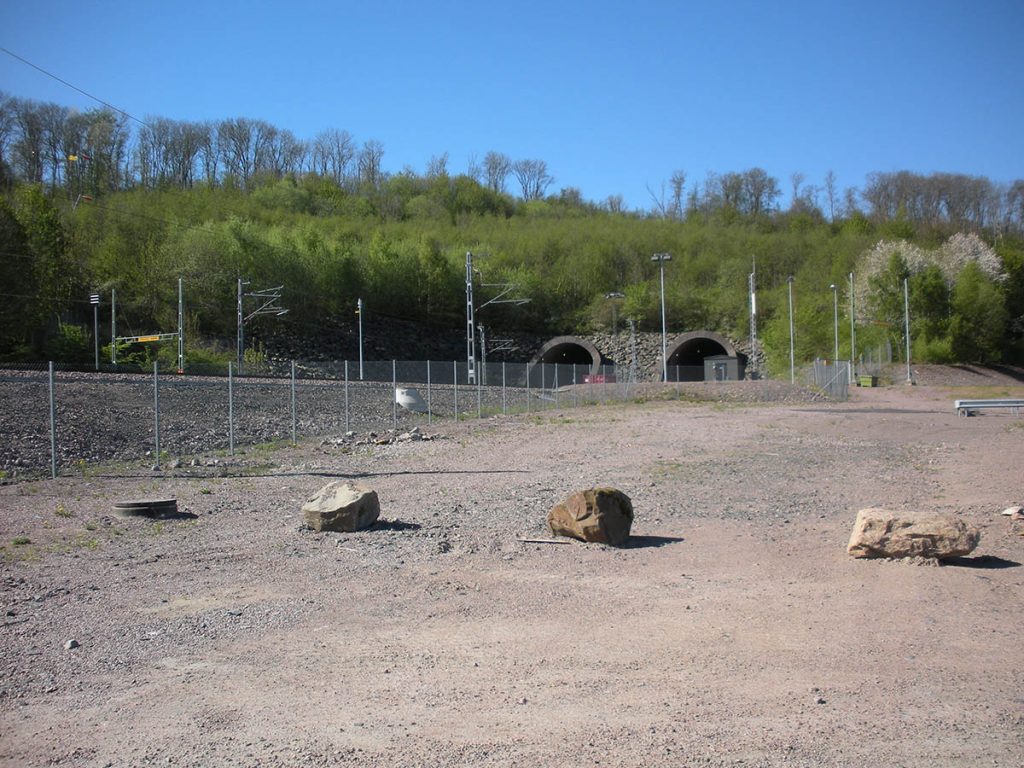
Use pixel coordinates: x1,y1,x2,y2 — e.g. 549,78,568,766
1,379,1023,767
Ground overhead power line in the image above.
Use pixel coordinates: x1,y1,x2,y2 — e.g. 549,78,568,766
0,46,151,129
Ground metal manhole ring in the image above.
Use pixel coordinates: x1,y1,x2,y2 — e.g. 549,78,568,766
113,499,179,518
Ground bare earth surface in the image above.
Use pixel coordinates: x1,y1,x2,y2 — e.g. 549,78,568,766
2,376,1023,767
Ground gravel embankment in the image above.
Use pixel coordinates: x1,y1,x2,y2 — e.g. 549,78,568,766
0,369,834,480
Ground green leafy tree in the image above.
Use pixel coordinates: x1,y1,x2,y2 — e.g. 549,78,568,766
0,197,34,352
866,251,910,355
12,184,79,336
949,262,1007,363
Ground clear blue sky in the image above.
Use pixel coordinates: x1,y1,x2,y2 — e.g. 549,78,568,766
2,0,1022,211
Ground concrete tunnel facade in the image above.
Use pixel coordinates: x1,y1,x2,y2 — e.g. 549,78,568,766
665,331,740,380
530,336,603,374
527,330,742,382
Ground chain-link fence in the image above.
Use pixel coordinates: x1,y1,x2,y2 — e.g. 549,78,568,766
811,359,852,401
0,360,653,480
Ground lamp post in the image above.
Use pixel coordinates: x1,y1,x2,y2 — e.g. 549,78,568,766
651,253,672,381
829,283,839,363
787,277,795,384
903,277,912,384
357,298,364,380
849,272,857,376
605,291,624,333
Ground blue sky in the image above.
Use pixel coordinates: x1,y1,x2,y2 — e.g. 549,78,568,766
2,0,1022,211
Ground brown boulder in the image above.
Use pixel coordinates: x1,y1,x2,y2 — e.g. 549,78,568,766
847,508,979,560
548,488,634,546
302,481,380,532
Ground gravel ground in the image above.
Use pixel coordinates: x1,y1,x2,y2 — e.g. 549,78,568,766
1,368,1023,767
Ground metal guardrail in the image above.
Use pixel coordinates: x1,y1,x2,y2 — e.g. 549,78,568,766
954,399,1024,417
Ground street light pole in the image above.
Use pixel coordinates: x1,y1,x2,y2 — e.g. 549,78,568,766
830,283,839,362
237,277,245,372
904,277,912,384
848,272,856,376
787,277,795,384
357,298,364,380
651,253,672,381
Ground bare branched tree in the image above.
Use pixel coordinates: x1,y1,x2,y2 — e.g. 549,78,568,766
512,158,553,200
426,152,449,179
483,151,511,193
824,170,837,223
357,139,385,189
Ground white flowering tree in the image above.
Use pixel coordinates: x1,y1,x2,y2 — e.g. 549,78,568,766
855,233,1007,362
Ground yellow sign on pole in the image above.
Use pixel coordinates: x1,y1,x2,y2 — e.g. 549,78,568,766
137,335,161,342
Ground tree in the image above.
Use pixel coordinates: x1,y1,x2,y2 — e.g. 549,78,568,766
669,170,686,219
311,128,355,186
824,170,838,223
950,262,1007,362
646,170,685,219
909,264,950,342
11,98,44,183
512,159,553,201
79,109,130,193
12,184,78,335
483,151,511,193
743,168,780,217
1006,180,1024,233
357,139,385,190
866,251,911,354
604,194,625,214
425,152,449,179
417,236,457,316
0,197,34,351
0,91,15,172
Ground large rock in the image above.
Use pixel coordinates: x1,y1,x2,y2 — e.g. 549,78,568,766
548,488,634,546
847,508,979,560
302,481,380,532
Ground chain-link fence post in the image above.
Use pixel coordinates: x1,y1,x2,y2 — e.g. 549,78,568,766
291,360,297,445
228,362,235,456
502,362,506,415
48,362,57,479
153,361,161,469
453,360,459,422
526,366,531,413
344,360,350,433
426,361,432,426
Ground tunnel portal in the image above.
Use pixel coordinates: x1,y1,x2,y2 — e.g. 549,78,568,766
532,336,602,372
665,331,739,381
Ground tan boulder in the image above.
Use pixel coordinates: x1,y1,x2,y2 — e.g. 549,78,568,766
548,488,634,546
847,508,979,560
302,481,380,532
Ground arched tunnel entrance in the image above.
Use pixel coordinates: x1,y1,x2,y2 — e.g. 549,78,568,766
529,336,602,388
665,331,740,381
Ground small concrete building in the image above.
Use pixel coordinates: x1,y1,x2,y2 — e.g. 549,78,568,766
704,355,741,381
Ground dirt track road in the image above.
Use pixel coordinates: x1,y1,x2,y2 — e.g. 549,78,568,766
2,381,1023,767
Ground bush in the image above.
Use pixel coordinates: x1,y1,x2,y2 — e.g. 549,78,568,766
913,335,954,363
48,323,92,364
